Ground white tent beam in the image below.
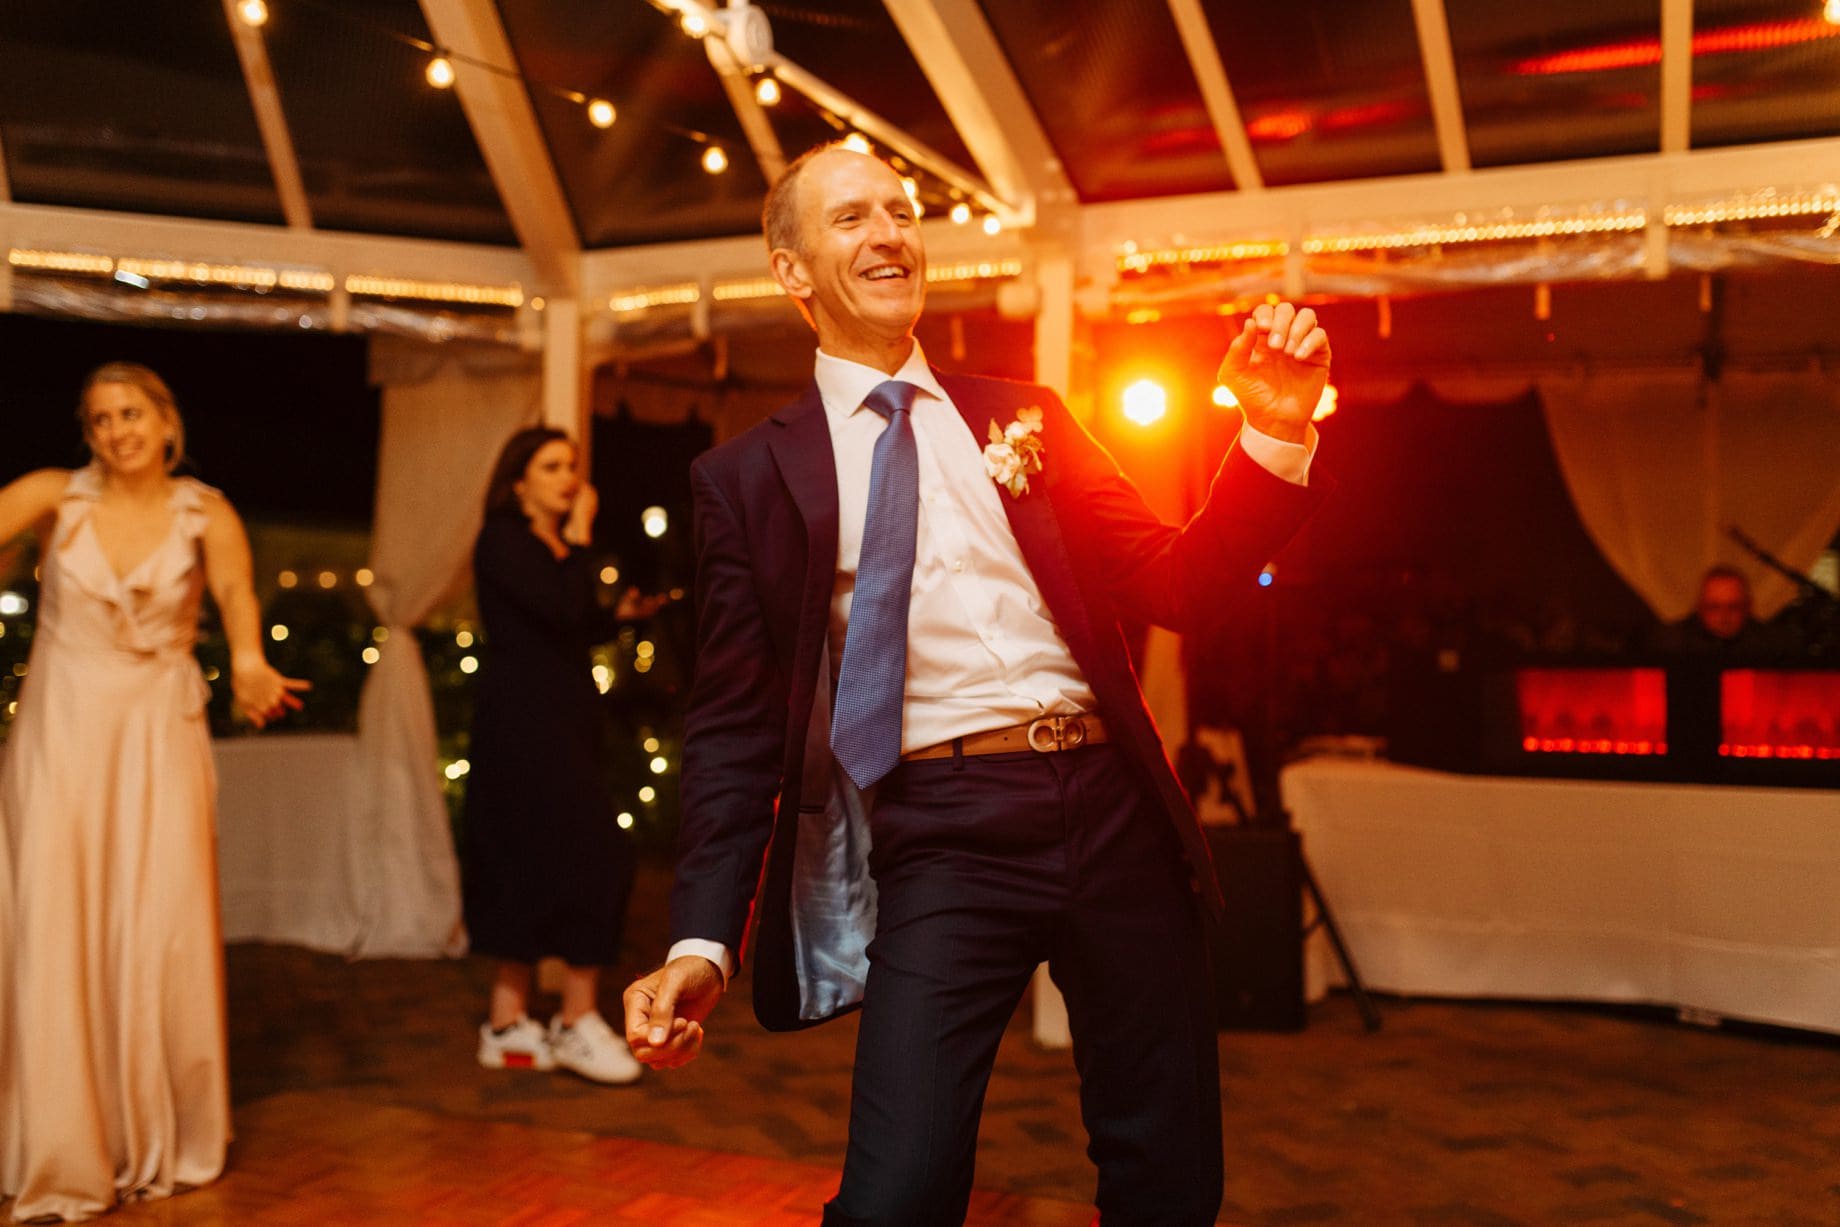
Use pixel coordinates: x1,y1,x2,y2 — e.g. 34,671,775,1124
1409,0,1471,173
1660,0,1693,154
0,201,536,286
1166,0,1263,192
882,0,1073,221
704,34,787,184
417,0,580,294
1079,138,1840,265
222,0,312,229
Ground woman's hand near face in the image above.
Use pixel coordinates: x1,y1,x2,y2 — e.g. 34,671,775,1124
562,481,599,547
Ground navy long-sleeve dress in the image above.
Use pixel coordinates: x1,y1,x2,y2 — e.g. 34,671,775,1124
461,508,634,966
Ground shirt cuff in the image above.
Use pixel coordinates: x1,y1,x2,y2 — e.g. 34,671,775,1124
666,938,734,984
1238,421,1318,487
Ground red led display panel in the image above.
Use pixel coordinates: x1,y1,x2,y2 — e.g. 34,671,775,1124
1720,670,1840,760
1517,668,1668,755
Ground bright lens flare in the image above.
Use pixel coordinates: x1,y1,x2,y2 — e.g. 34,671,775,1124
1313,383,1339,422
1122,380,1168,427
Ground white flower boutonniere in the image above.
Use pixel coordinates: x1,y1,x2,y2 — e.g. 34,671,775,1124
983,405,1046,497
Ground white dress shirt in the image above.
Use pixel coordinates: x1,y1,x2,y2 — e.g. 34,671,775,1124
669,340,1315,978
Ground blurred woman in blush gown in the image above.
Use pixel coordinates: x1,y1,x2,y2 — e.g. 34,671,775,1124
0,362,307,1222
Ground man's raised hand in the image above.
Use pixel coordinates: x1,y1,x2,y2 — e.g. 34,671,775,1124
1217,301,1331,445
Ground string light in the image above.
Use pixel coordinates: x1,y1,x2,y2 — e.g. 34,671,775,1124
425,55,456,89
842,133,874,155
681,11,708,37
1828,0,1840,25
1122,380,1167,427
702,144,729,174
950,202,972,225
754,76,781,106
587,98,617,129
236,0,268,28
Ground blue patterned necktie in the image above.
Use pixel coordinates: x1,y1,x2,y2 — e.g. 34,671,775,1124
830,379,922,790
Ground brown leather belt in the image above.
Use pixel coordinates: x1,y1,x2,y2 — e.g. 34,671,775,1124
901,714,1108,762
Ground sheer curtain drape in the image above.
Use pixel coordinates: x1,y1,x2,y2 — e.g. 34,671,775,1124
1538,370,1840,620
350,343,537,955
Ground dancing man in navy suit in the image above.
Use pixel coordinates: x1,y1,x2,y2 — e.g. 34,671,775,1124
624,142,1332,1226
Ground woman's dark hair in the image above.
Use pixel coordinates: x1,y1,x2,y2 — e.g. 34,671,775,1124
483,426,572,514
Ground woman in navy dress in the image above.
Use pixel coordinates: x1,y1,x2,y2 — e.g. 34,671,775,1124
462,427,650,1084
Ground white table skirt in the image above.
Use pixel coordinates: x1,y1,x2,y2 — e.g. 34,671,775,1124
215,733,364,952
1282,757,1840,1034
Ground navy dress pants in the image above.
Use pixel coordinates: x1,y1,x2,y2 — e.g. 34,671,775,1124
822,744,1224,1227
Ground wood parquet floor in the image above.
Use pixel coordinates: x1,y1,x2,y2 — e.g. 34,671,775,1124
15,858,1840,1225
94,1093,1091,1226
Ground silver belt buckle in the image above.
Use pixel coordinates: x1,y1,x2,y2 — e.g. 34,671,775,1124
1026,715,1088,753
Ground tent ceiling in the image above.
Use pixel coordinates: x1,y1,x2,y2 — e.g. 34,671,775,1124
3,0,1840,327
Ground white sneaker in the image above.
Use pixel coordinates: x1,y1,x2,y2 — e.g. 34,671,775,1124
477,1015,555,1071
548,1010,642,1085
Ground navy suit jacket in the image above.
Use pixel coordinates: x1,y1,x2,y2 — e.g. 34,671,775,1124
670,369,1327,1032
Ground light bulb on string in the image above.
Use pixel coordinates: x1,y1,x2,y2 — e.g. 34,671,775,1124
236,0,268,28
982,214,1002,236
681,11,708,37
754,76,781,106
426,55,456,89
1828,0,1840,25
950,201,972,225
702,144,729,174
587,98,616,128
842,133,873,155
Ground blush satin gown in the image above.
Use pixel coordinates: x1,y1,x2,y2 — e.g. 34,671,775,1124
1,466,228,1222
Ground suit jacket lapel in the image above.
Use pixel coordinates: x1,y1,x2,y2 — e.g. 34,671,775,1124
767,383,841,667
938,372,1101,670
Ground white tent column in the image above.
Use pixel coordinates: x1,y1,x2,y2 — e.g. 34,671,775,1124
540,296,590,445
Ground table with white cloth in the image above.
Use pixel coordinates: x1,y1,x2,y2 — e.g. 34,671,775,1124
1280,757,1840,1035
215,733,364,952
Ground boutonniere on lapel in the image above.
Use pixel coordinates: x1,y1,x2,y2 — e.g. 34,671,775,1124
983,405,1045,497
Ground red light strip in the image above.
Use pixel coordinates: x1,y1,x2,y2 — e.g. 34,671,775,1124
1512,18,1839,76
1720,743,1840,759
1523,737,1666,756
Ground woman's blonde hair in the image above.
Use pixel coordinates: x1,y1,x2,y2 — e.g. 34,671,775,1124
77,362,185,473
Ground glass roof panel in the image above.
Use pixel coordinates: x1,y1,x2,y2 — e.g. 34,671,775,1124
0,5,282,224
975,0,1235,202
1446,0,1663,169
1200,0,1440,186
1690,0,1840,149
498,0,768,248
263,0,515,243
763,1,978,172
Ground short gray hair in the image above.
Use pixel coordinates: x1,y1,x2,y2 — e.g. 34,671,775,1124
762,140,857,255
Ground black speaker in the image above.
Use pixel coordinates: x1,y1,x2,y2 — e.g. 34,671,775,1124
1205,825,1304,1032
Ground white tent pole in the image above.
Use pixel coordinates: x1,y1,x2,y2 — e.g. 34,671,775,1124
1167,0,1264,192
1410,0,1472,174
222,0,313,229
418,0,581,295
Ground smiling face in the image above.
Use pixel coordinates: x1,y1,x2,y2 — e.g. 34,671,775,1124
770,149,925,370
83,381,176,479
514,438,580,520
